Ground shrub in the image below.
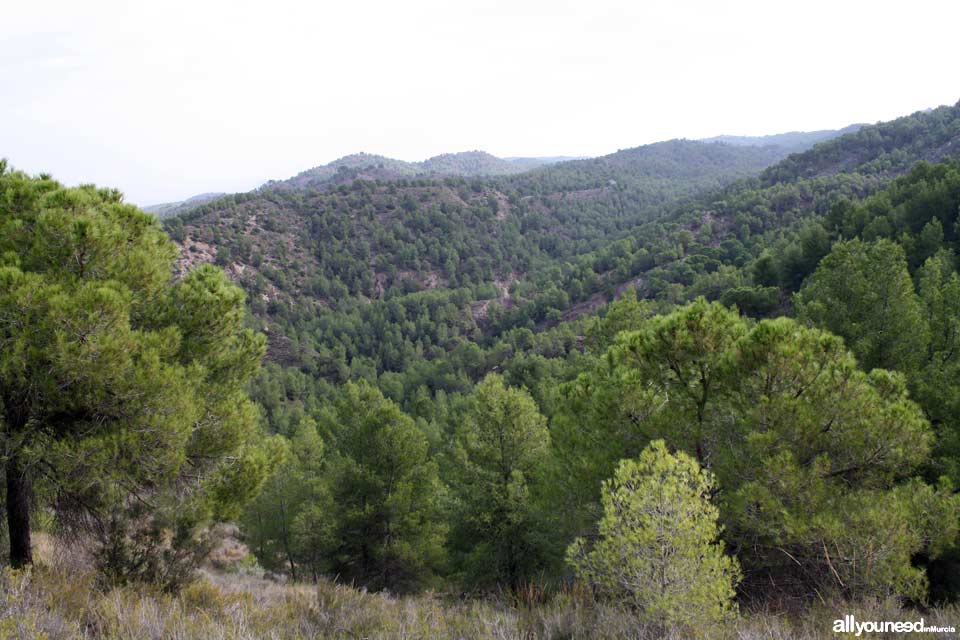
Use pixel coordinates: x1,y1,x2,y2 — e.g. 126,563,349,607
567,440,740,631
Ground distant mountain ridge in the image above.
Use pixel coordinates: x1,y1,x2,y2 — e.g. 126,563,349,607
163,137,800,344
146,126,860,217
276,133,844,192
701,124,864,154
503,156,587,169
142,192,226,218
159,103,960,374
273,150,561,190
143,152,562,216
759,103,960,184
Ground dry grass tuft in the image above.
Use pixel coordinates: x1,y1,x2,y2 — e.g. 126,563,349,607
0,536,956,639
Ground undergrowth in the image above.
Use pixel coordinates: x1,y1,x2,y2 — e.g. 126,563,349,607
0,537,957,639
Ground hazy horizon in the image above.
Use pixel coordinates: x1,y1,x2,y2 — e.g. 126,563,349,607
2,0,958,205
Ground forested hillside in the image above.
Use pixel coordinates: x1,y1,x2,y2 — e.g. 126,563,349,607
272,149,547,191
702,123,862,153
5,101,960,639
163,104,960,392
204,102,960,604
142,192,227,218
165,139,794,373
7,0,960,633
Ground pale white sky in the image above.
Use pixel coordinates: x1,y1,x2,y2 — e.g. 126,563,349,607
1,0,957,205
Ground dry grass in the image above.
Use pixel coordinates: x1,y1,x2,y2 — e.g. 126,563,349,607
0,536,957,639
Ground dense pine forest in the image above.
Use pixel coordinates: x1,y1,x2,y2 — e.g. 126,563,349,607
3,102,960,638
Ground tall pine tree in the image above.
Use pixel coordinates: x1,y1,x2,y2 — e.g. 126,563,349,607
0,165,278,578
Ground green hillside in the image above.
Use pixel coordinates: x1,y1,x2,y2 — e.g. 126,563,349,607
157,105,960,397
6,102,960,637
142,191,227,218
271,150,556,192
702,123,862,153
164,139,793,372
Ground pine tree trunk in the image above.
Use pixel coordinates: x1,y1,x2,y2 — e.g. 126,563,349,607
6,452,33,568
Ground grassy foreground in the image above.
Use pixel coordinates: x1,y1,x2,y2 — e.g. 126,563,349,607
1,537,957,639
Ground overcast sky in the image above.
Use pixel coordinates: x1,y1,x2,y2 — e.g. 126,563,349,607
2,0,958,205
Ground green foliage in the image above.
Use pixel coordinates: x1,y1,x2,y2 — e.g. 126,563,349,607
320,382,446,592
9,97,960,611
797,238,927,372
0,168,277,581
447,374,551,587
762,104,960,185
166,139,801,396
611,298,748,463
724,318,956,601
241,418,333,582
787,162,960,495
555,300,958,601
584,287,656,352
162,108,960,443
914,253,960,484
567,440,740,629
718,285,780,317
245,382,447,592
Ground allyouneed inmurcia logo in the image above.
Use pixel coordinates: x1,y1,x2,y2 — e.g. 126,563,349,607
833,614,956,636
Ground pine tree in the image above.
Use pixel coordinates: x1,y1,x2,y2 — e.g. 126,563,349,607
449,374,551,586
584,287,653,353
0,167,279,578
796,238,928,372
321,382,446,592
567,440,740,630
242,418,328,582
555,300,959,601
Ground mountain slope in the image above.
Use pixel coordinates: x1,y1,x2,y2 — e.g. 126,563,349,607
702,124,863,154
165,102,960,384
143,192,226,218
272,150,561,191
760,104,960,184
164,139,788,369
587,101,960,311
420,151,530,176
169,139,784,297
510,139,789,190
504,156,584,169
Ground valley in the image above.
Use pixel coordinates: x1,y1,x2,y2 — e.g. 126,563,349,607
4,101,960,638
